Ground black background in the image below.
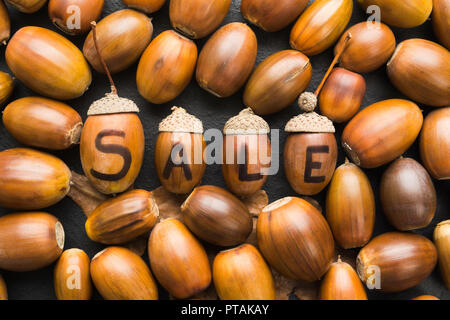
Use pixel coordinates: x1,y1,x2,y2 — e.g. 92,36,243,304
0,0,448,300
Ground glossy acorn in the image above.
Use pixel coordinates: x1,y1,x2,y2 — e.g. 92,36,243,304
0,275,6,300
49,0,104,35
6,26,91,100
169,0,231,39
91,247,158,300
432,0,450,49
326,160,375,249
54,249,92,300
357,232,437,292
181,185,253,247
196,22,257,98
83,9,153,74
380,157,436,231
0,71,14,106
137,30,197,104
290,0,353,56
0,0,10,44
419,107,450,180
122,0,166,13
412,295,440,300
0,212,65,272
3,97,83,150
213,244,275,300
434,221,450,290
244,50,312,115
0,148,71,210
387,39,450,107
335,22,396,73
241,0,308,32
257,197,335,282
148,218,211,299
86,189,159,244
342,99,423,168
5,0,47,13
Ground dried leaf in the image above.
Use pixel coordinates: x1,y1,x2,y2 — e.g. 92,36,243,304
240,190,269,217
245,217,258,246
122,234,149,256
151,186,187,221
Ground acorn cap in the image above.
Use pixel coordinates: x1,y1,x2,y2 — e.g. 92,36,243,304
223,108,270,135
158,106,203,133
87,90,140,116
285,112,335,133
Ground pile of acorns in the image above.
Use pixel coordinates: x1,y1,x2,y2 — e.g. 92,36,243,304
0,0,449,301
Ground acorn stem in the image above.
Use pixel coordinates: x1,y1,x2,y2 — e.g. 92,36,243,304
90,21,118,95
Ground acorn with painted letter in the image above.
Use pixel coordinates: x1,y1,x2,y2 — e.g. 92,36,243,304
434,220,450,290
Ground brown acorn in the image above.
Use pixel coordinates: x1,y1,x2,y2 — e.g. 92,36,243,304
49,0,104,36
241,0,308,32
0,212,65,272
222,108,271,196
243,50,312,115
196,22,257,98
54,248,92,300
0,71,14,106
181,185,253,247
137,30,197,104
81,22,144,195
419,107,450,180
155,107,206,194
319,257,368,300
213,244,275,300
342,99,423,168
0,148,71,210
5,0,47,13
434,220,450,290
357,232,438,292
0,0,10,44
148,218,211,299
290,0,353,56
169,0,231,39
0,275,6,300
335,22,396,73
3,97,83,150
432,0,450,49
91,246,158,300
326,159,375,249
380,157,436,231
387,39,450,107
83,9,153,74
86,189,159,244
6,26,91,100
257,197,335,281
412,295,440,300
122,0,166,13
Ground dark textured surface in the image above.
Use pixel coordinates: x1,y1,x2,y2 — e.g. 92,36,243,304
0,0,448,300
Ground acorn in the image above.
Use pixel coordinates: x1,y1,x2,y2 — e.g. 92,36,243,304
213,244,275,300
380,157,436,231
412,295,440,300
86,189,159,244
181,185,253,247
49,0,104,36
290,0,353,56
319,68,366,123
432,0,450,50
434,220,450,290
83,9,153,74
0,275,6,300
420,107,450,180
0,148,71,210
356,0,432,28
319,257,367,300
0,71,14,106
148,218,211,299
137,30,197,104
5,0,47,13
243,50,312,115
335,22,396,73
357,232,438,292
3,97,83,150
5,26,91,100
342,99,423,168
54,248,92,300
222,108,271,196
155,107,206,194
91,246,158,300
326,159,375,249
196,22,257,98
0,0,10,44
169,0,231,39
122,0,166,13
81,22,144,195
257,197,335,281
0,212,64,272
241,0,308,32
387,39,450,107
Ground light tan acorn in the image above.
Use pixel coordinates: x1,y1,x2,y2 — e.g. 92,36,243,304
0,0,10,44
434,220,450,290
0,274,7,300
0,71,14,106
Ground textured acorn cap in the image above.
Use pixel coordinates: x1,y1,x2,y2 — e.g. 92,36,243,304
298,92,317,112
285,112,335,133
87,90,140,116
224,108,270,135
159,106,203,133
